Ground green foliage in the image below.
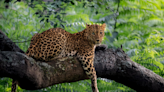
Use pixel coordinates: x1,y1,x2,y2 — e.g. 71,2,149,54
0,0,53,52
116,0,164,76
1,0,164,92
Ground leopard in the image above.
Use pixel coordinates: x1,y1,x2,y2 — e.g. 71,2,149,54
25,23,106,92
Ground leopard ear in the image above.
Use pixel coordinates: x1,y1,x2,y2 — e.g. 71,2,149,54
86,23,90,28
101,23,106,28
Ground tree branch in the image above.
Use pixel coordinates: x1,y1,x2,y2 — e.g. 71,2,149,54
0,51,88,89
0,30,164,92
0,48,164,92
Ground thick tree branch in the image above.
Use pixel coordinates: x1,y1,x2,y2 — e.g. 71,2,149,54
0,51,88,89
1,30,164,92
0,49,164,92
95,48,164,92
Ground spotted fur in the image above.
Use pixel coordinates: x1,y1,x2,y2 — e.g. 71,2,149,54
26,23,106,92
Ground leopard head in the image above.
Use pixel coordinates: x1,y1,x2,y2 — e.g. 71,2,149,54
84,23,106,45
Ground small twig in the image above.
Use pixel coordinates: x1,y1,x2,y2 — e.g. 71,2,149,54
37,23,44,33
0,14,7,20
13,40,31,43
114,0,120,31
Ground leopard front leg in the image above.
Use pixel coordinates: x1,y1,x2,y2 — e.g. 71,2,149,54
77,54,99,92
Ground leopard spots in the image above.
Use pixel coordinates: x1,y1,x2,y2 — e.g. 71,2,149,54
25,23,106,92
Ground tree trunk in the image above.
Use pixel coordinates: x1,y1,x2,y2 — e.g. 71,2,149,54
0,30,164,92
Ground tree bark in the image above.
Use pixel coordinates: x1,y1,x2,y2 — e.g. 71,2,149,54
0,30,164,92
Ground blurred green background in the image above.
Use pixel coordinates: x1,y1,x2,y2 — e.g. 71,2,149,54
1,0,164,92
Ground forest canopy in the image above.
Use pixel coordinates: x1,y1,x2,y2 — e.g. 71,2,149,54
0,0,164,92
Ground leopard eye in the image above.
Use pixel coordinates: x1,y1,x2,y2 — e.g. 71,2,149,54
100,32,102,34
92,32,95,35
